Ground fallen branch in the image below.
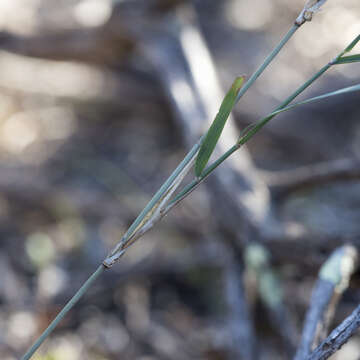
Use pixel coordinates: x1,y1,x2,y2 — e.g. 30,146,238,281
306,303,360,360
294,245,358,360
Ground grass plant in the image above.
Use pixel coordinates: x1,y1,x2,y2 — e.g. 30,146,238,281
21,1,360,359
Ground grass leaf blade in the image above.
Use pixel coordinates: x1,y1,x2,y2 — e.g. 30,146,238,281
268,83,360,117
335,54,360,64
237,84,360,147
194,76,244,177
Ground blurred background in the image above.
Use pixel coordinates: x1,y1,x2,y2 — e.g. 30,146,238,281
0,0,360,359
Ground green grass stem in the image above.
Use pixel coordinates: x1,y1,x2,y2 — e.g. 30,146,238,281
235,24,299,103
22,17,357,360
21,265,106,360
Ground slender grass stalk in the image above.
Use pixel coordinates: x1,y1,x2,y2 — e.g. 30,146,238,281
235,24,299,103
22,6,345,359
21,265,105,360
266,83,360,118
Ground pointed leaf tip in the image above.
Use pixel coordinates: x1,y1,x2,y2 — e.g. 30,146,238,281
194,76,245,177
